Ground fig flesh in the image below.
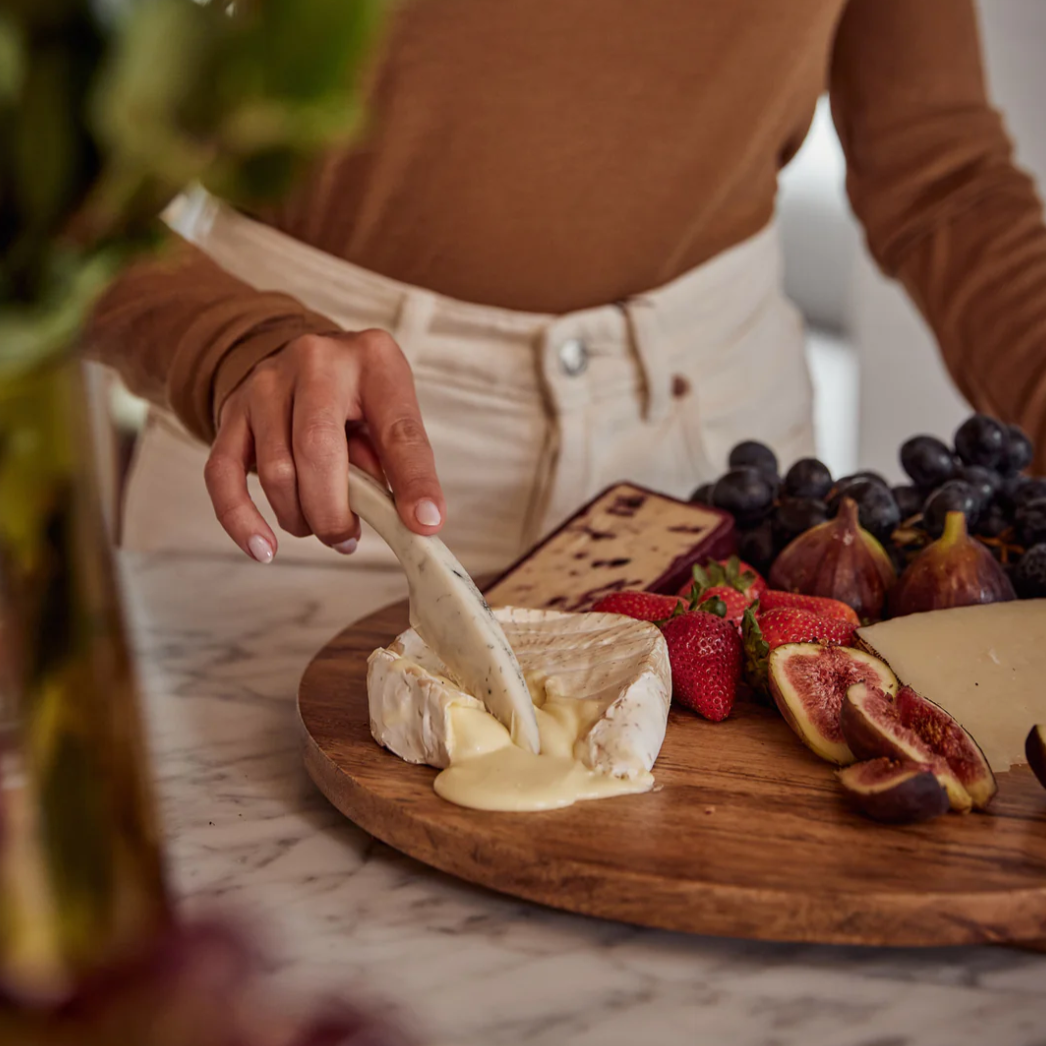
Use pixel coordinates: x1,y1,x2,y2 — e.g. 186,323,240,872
894,685,997,810
841,683,996,812
767,643,898,765
768,498,896,622
1026,724,1046,792
837,758,950,824
889,510,1015,618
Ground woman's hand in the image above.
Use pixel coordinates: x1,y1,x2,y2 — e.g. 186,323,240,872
204,330,445,563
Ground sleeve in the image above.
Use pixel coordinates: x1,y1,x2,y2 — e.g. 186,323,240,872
830,0,1046,469
82,230,341,444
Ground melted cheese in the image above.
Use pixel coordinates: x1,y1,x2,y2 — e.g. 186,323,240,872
367,608,671,811
858,600,1046,772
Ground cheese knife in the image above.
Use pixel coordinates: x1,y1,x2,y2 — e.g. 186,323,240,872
346,464,541,753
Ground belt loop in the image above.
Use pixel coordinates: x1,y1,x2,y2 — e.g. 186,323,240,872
518,323,566,549
392,289,438,360
621,296,672,424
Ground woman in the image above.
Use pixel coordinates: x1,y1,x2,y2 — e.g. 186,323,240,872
89,0,1046,586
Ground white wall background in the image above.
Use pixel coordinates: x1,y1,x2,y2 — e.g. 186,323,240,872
778,0,1046,482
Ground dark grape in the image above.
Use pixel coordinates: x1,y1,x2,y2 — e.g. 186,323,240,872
998,473,1030,512
690,482,715,505
1014,477,1046,512
1001,423,1034,475
773,496,829,543
975,502,1010,539
1015,498,1046,548
849,470,890,487
738,518,777,574
842,478,901,541
900,435,957,489
827,472,889,516
711,467,776,524
921,480,980,538
728,440,779,479
891,484,924,521
783,457,832,500
956,465,1002,511
1013,543,1046,598
954,414,1007,469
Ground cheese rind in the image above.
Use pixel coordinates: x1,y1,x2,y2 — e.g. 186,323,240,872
857,600,1046,772
484,484,733,612
491,607,672,778
366,607,672,809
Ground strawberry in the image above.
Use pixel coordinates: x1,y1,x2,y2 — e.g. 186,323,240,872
661,610,743,722
757,607,856,649
591,590,686,623
757,590,860,625
742,605,856,692
677,556,767,628
692,584,749,630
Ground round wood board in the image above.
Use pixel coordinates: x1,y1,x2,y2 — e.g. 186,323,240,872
298,598,1046,948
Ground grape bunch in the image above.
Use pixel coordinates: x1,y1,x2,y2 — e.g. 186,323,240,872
691,414,1046,599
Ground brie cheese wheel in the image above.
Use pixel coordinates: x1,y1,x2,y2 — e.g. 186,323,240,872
367,607,672,811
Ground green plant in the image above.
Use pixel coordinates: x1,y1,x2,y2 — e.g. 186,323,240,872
0,0,384,375
0,0,385,1002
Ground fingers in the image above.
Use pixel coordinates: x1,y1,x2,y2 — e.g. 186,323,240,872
355,331,446,534
292,368,360,551
346,426,386,485
204,410,278,564
249,372,311,539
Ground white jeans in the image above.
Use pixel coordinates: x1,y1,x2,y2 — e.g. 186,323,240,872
123,194,815,580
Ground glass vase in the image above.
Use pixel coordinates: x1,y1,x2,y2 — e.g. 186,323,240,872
0,354,170,1002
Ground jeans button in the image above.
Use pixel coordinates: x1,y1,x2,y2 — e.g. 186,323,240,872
558,338,588,376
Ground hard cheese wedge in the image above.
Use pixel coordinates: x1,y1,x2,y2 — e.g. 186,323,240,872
367,607,672,810
484,483,734,611
857,600,1046,772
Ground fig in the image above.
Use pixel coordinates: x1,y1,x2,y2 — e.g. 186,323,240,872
768,498,896,622
894,685,997,809
1026,724,1046,792
767,643,898,765
889,510,1015,618
841,683,996,812
837,758,950,824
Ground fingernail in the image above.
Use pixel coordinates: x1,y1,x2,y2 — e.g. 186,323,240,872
333,537,358,555
415,499,442,527
248,535,274,564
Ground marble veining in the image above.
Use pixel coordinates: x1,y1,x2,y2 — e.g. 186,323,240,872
121,552,1046,1046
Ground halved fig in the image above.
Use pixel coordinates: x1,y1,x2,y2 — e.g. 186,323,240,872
767,644,898,765
894,686,997,810
837,758,950,824
1027,725,1046,792
840,684,995,813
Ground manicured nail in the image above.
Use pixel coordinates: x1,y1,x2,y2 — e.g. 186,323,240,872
248,535,274,564
415,499,442,527
334,537,358,555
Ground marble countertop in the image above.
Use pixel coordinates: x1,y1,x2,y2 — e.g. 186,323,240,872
123,552,1046,1046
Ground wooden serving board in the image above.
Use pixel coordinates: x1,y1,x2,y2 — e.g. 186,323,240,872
298,598,1046,948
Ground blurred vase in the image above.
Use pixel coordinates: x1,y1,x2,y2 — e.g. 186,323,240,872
0,354,170,1003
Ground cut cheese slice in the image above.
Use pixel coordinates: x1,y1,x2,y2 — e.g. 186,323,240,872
367,607,672,811
857,600,1046,772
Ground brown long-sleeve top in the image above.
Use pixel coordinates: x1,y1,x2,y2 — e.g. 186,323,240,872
88,0,1046,465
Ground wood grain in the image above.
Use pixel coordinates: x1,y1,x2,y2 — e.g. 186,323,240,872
298,599,1046,948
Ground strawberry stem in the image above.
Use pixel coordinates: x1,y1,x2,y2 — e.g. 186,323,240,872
696,596,727,617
